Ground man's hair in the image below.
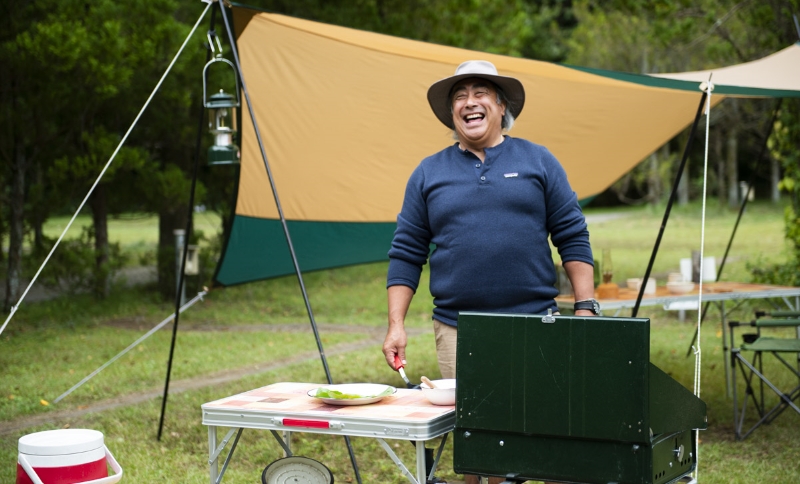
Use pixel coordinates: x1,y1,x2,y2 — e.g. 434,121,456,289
496,86,516,131
448,81,516,139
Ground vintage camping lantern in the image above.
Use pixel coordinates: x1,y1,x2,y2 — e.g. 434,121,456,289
203,48,240,166
206,89,239,165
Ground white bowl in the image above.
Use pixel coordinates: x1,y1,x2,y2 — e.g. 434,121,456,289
667,272,685,283
420,379,456,405
667,281,695,294
626,278,642,290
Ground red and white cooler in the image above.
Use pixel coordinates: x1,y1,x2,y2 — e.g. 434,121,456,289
16,429,123,484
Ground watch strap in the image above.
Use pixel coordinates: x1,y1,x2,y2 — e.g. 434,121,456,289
574,299,599,314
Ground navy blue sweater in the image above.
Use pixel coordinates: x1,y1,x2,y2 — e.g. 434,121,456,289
387,136,593,326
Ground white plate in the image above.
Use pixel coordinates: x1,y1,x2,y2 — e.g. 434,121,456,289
308,383,396,406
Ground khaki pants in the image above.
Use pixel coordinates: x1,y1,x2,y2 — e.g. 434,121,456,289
433,319,458,379
434,318,557,484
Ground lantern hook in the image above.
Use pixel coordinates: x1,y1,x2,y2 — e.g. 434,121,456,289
202,32,240,108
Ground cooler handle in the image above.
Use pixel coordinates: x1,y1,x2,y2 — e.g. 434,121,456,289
18,445,124,484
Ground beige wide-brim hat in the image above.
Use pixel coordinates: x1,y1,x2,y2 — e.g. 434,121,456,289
427,60,525,130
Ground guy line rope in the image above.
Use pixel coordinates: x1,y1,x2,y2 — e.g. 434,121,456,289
691,74,714,483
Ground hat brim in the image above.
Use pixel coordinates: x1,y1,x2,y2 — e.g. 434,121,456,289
427,72,525,130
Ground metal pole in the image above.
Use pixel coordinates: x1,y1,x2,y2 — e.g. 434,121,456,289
157,4,216,441
632,91,708,317
216,5,362,482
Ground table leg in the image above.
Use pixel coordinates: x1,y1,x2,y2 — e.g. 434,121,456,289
376,438,419,484
208,426,218,484
720,300,731,398
793,297,800,370
416,440,426,484
207,427,242,484
269,430,293,457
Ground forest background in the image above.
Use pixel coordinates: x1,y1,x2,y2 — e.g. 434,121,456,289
1,0,799,310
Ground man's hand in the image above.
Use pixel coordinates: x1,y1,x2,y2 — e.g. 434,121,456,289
574,309,597,317
382,325,408,370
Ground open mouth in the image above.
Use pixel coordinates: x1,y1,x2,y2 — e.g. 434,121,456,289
463,113,485,124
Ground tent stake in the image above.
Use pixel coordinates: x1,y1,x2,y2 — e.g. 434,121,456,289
632,91,708,318
217,4,362,483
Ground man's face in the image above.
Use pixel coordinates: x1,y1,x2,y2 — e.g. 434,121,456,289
450,78,506,148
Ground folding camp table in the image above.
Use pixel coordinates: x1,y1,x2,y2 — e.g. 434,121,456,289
201,381,455,484
556,282,800,397
555,282,800,317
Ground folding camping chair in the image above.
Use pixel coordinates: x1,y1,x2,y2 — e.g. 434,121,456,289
729,310,800,440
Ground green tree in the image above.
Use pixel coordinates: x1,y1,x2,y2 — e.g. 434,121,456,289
756,101,800,285
249,0,575,60
1,0,207,301
567,0,800,282
1,0,74,310
567,0,798,210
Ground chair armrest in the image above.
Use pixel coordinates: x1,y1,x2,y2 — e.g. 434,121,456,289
755,318,800,328
755,310,800,319
741,337,800,353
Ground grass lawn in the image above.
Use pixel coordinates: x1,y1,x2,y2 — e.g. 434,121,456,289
38,211,223,263
1,201,798,483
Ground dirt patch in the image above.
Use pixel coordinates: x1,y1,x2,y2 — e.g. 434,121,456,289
101,319,390,336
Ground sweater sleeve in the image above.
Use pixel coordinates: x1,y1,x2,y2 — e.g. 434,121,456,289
541,149,594,265
387,164,432,291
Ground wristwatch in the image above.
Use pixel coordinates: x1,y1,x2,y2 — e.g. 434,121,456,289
574,298,600,315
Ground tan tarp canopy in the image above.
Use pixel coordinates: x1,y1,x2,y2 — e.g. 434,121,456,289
231,7,724,223
652,42,800,93
215,7,798,285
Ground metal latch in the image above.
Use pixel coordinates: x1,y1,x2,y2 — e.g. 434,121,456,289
541,308,556,324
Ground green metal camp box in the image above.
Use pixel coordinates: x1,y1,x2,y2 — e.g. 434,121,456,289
453,312,707,484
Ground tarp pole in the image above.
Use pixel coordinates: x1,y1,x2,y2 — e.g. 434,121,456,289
793,14,800,40
632,91,708,317
156,5,217,442
685,98,783,356
217,5,362,482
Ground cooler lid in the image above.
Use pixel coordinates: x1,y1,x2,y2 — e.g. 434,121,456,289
19,429,104,456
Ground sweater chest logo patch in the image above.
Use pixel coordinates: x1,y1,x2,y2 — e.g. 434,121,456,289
504,172,519,178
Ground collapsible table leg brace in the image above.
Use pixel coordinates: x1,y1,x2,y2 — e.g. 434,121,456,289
376,435,448,484
729,317,800,440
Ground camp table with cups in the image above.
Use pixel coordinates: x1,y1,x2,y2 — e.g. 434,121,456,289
555,282,800,317
556,281,800,396
201,381,455,484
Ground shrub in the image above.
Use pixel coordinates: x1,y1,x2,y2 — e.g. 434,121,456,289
38,227,128,297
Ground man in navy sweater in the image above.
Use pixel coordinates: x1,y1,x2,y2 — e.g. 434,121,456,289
382,60,597,390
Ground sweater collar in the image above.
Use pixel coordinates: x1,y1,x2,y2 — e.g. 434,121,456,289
454,135,509,164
